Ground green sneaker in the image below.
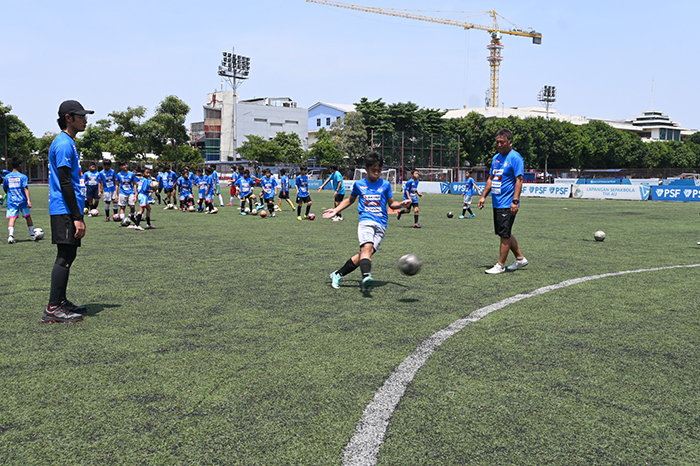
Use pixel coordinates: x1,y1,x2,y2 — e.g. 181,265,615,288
361,274,374,293
330,272,342,289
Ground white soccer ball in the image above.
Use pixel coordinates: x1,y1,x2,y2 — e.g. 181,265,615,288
167,203,175,210
398,254,422,276
188,206,196,212
210,207,219,214
34,228,45,240
594,230,606,242
121,218,131,227
89,209,100,217
113,213,121,221
244,207,251,213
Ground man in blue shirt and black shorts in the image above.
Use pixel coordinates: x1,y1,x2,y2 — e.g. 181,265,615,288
478,128,528,275
318,165,346,221
43,100,93,323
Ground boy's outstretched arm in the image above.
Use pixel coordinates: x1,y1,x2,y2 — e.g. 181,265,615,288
323,195,356,218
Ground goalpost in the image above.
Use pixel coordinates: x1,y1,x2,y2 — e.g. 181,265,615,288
408,167,454,184
353,168,398,192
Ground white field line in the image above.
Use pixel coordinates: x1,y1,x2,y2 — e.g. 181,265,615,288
342,264,700,466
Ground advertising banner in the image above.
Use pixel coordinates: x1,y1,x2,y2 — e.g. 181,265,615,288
448,182,487,195
521,184,571,198
651,186,700,202
571,184,650,201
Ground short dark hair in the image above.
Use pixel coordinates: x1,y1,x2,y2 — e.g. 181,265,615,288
300,165,307,171
264,168,271,175
496,128,513,143
88,162,96,168
244,169,250,176
330,165,338,171
103,160,112,166
120,161,128,168
10,157,22,170
365,151,384,168
280,169,286,175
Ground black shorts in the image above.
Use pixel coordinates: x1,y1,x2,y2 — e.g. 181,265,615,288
264,197,275,204
164,188,174,194
297,195,311,204
86,185,99,200
493,208,516,238
279,191,289,200
51,214,82,247
334,193,345,203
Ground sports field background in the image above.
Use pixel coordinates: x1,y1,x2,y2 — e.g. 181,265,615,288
1,187,699,464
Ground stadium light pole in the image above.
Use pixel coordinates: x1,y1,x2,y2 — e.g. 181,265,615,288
218,49,251,161
538,85,556,181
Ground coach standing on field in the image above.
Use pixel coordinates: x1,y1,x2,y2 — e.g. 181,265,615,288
42,100,93,324
478,128,528,275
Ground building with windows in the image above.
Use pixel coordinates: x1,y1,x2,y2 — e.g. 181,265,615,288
442,106,695,142
196,91,308,162
307,102,356,146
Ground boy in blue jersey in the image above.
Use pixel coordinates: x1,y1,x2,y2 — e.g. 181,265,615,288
295,166,313,220
397,169,423,228
99,160,118,221
4,157,35,243
324,152,412,293
236,169,257,215
227,168,239,206
460,170,482,219
203,166,216,213
162,167,177,206
155,167,165,205
259,169,278,217
194,168,207,212
478,128,528,274
318,165,346,221
277,168,295,211
116,161,137,222
43,100,93,324
131,167,155,230
177,170,194,211
211,167,225,206
83,162,101,213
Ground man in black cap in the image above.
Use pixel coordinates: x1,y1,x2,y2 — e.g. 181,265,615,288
42,100,94,323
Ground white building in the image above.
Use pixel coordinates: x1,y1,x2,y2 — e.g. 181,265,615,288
200,91,308,162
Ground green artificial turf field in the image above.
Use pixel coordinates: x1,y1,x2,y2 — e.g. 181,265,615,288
1,187,698,465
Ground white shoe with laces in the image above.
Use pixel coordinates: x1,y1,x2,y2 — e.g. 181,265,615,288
485,263,506,274
507,257,529,271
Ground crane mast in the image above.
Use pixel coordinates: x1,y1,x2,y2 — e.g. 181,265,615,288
307,0,542,108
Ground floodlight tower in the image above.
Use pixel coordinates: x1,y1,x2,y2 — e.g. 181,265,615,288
218,49,251,160
537,85,556,119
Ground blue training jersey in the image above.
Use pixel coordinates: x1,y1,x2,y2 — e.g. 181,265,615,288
331,171,345,195
177,176,193,196
236,176,253,196
280,175,289,193
489,149,524,209
136,176,152,195
296,175,309,197
3,172,29,208
117,171,137,195
83,170,100,188
352,177,394,228
100,168,116,192
48,131,85,216
465,177,477,197
162,171,177,189
404,179,419,202
261,176,277,199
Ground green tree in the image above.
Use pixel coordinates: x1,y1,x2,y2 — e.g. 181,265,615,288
354,97,393,146
145,95,191,161
310,128,343,165
236,135,282,163
329,111,367,163
108,106,148,160
0,101,35,165
273,132,305,164
77,119,113,161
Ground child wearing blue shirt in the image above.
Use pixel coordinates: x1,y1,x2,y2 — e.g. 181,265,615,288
83,162,101,213
324,152,411,293
295,166,313,220
397,169,423,228
277,168,295,212
4,157,35,243
460,170,482,219
131,167,155,230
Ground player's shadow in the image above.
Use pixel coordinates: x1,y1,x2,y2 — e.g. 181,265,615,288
83,303,121,317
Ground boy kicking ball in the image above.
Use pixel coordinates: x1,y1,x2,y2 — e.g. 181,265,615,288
324,152,411,293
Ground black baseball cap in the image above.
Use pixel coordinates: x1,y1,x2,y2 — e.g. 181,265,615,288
58,100,94,117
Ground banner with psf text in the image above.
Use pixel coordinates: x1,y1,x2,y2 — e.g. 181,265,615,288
571,184,650,201
520,184,571,198
650,186,700,202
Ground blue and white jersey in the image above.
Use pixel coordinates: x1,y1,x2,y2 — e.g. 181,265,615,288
280,175,290,193
230,172,239,186
100,168,117,192
236,176,254,196
260,176,277,199
136,176,152,195
3,172,29,209
206,175,215,195
156,171,165,188
295,175,309,197
177,176,193,196
330,171,345,195
489,149,524,209
404,179,419,202
211,170,219,186
162,171,177,189
116,171,137,195
352,178,394,228
48,131,85,216
465,177,477,197
83,170,100,187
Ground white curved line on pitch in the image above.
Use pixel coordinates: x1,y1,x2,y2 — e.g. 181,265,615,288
342,264,700,466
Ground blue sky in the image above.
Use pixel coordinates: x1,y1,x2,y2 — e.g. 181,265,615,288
3,0,699,137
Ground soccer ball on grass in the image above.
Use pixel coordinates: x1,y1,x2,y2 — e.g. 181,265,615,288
594,230,606,242
398,254,422,276
308,213,315,220
34,228,45,240
259,209,268,218
446,211,454,218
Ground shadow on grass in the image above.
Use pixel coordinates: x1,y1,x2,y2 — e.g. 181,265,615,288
84,303,121,317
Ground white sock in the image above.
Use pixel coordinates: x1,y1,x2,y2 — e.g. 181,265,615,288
29,226,34,236
8,226,14,237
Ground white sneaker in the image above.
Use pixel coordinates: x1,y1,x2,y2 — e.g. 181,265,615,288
507,257,529,271
332,216,340,222
7,236,15,244
30,235,36,241
485,263,506,274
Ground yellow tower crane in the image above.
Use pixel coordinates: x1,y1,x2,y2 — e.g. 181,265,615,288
306,0,542,108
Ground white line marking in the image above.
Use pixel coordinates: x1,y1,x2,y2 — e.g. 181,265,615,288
342,264,700,466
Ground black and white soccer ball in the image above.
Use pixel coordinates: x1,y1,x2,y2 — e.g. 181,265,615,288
398,254,422,276
594,230,606,242
447,211,454,218
120,217,131,227
34,228,45,240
